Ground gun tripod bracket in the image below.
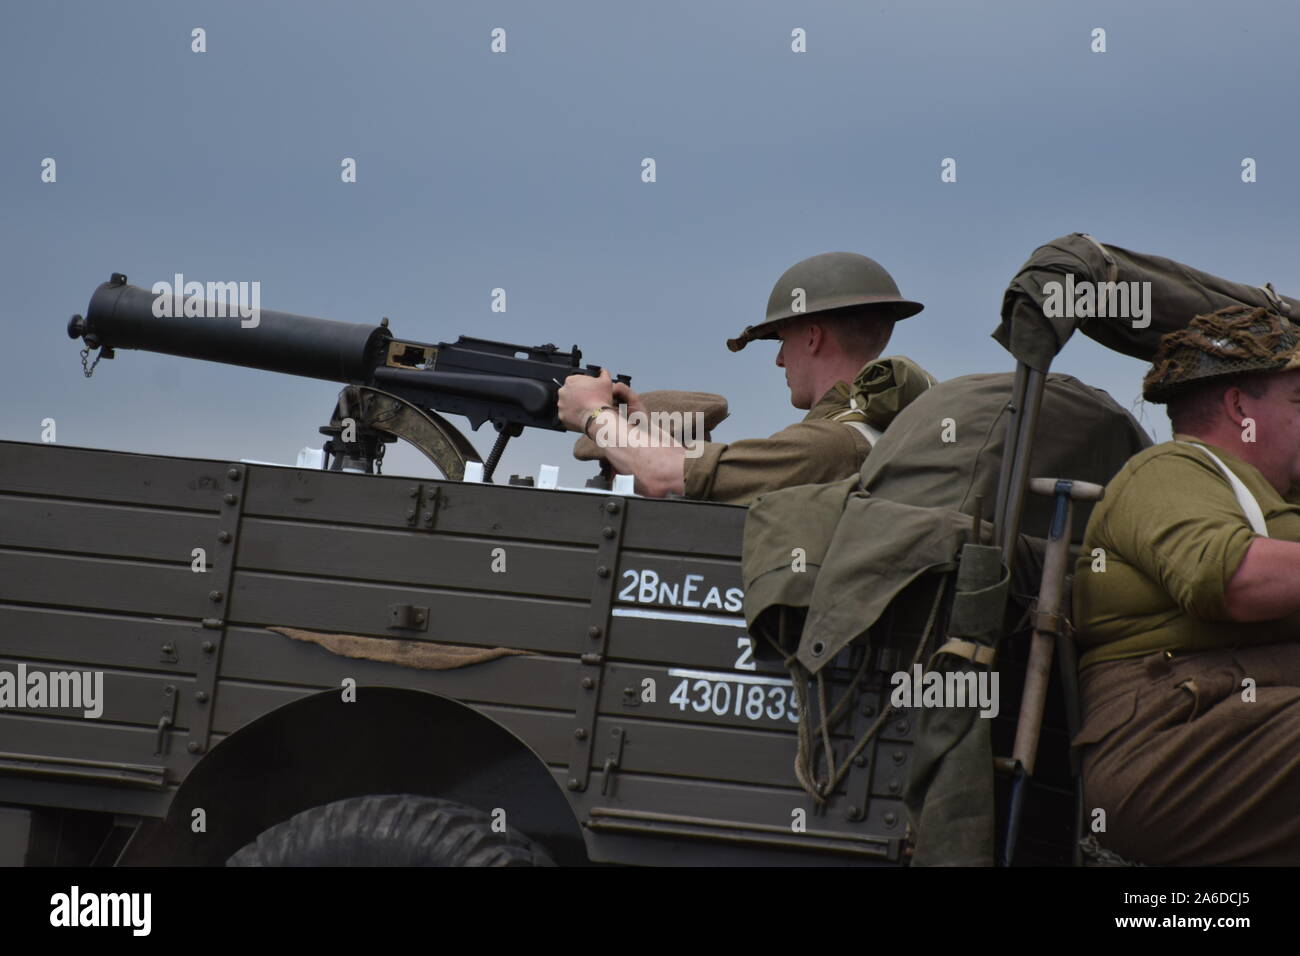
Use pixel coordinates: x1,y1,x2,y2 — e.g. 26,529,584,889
321,386,482,480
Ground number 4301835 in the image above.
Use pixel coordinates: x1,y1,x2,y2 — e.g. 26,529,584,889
668,678,799,723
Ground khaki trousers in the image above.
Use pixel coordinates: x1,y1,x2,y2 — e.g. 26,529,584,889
1075,643,1300,865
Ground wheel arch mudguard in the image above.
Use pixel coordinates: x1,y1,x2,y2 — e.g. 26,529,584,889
120,686,587,865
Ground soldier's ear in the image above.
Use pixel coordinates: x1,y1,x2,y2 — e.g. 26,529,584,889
1221,386,1248,425
804,320,827,355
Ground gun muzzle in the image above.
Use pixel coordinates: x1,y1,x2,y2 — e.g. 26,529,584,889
68,273,390,384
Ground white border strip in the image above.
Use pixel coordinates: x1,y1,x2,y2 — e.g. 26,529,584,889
611,607,748,628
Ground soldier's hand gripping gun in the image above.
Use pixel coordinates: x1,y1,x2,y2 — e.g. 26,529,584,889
67,273,629,480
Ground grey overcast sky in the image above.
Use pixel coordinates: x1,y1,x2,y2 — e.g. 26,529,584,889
3,0,1298,483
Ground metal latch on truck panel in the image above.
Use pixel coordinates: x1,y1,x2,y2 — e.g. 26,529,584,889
388,604,429,631
600,727,626,796
154,686,177,756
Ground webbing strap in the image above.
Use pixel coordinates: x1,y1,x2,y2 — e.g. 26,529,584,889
831,396,882,446
1260,281,1290,316
1177,441,1269,537
839,419,881,446
1033,608,1065,636
933,638,996,668
1078,233,1119,283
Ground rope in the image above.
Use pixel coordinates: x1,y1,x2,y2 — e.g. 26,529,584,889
764,571,951,803
1078,834,1145,867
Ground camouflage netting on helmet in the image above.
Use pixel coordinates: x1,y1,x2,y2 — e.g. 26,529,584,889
1142,305,1300,402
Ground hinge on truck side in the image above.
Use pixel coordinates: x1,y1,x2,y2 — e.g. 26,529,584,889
567,497,626,793
404,483,441,530
186,464,248,758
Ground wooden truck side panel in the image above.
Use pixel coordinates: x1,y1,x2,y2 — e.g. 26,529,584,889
0,439,911,865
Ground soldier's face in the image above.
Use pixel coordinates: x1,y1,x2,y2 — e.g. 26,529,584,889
775,323,814,409
1238,369,1300,493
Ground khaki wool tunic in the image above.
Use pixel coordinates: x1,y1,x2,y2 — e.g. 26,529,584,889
680,355,934,507
681,387,869,506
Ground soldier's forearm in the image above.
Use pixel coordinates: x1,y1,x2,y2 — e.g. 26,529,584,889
1223,537,1300,621
590,411,686,498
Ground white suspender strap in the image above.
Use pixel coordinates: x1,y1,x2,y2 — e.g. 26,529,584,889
839,420,882,446
832,395,883,447
1177,441,1269,537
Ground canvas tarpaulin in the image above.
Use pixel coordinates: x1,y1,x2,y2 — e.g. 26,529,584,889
859,371,1150,557
740,370,1151,862
742,372,1151,673
994,232,1300,370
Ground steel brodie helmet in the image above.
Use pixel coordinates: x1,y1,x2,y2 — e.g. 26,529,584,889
727,252,924,352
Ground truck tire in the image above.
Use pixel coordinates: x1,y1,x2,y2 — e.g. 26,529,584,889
226,795,557,866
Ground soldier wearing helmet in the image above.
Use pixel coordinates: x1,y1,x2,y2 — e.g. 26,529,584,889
557,252,934,504
1072,305,1300,864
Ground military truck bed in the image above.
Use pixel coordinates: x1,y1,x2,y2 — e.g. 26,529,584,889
0,439,930,866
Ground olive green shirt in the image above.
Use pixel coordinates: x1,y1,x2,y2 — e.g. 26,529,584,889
681,355,932,507
1073,435,1300,668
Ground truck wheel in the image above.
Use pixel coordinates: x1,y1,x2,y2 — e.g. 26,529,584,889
225,795,556,866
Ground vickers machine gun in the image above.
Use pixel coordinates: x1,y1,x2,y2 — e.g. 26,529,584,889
67,273,629,481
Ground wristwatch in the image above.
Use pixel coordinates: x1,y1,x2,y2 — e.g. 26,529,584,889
583,405,616,439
